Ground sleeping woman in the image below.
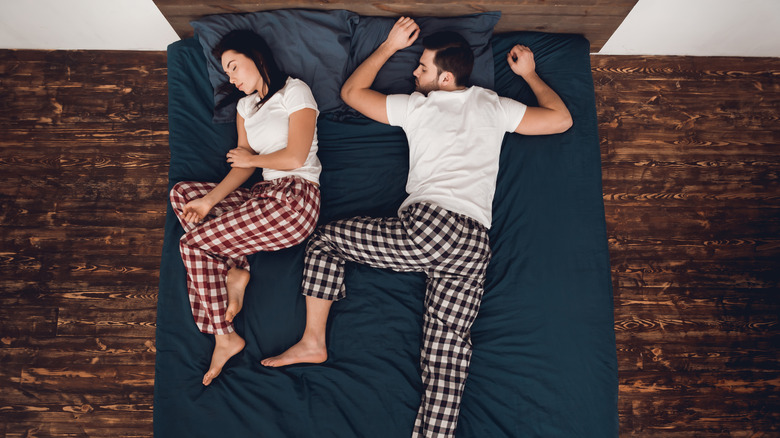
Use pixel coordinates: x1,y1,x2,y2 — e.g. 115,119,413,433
169,29,321,386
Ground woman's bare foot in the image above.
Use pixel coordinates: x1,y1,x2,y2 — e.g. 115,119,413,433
260,337,327,368
225,268,250,323
203,331,245,386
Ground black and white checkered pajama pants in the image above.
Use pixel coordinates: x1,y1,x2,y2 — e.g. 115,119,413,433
303,202,491,438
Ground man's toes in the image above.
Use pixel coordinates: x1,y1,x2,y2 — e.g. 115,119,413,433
203,367,221,386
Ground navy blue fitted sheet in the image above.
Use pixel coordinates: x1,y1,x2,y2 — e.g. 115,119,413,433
155,28,617,437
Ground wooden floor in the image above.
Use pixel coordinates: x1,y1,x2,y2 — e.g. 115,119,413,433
0,49,778,436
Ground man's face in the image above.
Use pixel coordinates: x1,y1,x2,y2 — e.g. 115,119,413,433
413,49,441,95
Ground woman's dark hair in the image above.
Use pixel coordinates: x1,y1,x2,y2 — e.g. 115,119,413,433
212,30,288,111
422,31,474,87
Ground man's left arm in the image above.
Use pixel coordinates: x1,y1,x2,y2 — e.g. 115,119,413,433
341,17,419,124
507,45,573,135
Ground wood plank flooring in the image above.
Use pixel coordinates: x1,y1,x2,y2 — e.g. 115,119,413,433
592,55,780,436
0,50,167,437
1,49,778,436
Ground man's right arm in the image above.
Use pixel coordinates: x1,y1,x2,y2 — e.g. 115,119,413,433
341,17,420,124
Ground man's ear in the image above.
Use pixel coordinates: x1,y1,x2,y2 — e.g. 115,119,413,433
438,71,455,87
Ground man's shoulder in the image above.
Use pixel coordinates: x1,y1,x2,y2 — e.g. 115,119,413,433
434,86,499,100
467,85,501,99
466,86,521,110
387,92,421,110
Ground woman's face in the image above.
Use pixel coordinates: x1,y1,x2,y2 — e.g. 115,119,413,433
221,50,264,95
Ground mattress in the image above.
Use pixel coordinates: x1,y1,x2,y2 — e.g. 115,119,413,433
155,22,617,437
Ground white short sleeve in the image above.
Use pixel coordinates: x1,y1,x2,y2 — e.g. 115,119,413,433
236,95,254,120
283,79,319,116
497,96,528,132
386,94,412,127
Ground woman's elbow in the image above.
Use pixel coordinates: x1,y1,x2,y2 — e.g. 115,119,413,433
286,153,307,170
293,157,307,169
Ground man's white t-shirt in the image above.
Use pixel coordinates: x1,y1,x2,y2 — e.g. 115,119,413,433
237,77,322,185
386,86,527,228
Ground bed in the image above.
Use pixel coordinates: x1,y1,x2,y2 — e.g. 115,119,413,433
155,9,617,437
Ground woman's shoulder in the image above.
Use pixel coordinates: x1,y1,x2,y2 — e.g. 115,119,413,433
237,93,260,116
237,93,257,105
282,77,314,93
280,77,317,108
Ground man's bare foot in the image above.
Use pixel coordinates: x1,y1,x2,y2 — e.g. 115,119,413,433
225,268,250,323
260,338,327,368
203,332,245,386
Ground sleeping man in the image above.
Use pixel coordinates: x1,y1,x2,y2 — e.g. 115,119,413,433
262,16,572,437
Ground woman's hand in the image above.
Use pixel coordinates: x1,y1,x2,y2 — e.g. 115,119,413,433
226,147,257,168
181,197,214,223
507,45,536,78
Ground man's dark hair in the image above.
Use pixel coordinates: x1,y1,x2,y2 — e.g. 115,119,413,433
212,29,289,111
422,31,474,87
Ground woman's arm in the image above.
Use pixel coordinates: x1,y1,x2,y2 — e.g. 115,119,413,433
180,113,255,223
226,107,316,171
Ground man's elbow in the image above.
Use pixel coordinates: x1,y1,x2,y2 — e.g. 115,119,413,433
340,85,354,105
554,112,573,134
561,113,573,132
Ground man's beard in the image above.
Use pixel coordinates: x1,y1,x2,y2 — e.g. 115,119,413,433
415,78,439,95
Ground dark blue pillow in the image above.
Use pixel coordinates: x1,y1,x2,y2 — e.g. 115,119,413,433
347,12,501,95
191,9,358,123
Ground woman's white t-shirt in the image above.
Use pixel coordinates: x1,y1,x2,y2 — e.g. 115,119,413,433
236,77,321,184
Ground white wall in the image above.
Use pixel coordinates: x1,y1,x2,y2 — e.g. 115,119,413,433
599,0,780,57
0,0,178,50
0,0,778,56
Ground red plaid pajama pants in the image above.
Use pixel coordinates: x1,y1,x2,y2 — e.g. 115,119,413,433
170,176,320,335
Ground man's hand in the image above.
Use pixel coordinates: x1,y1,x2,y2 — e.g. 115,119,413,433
182,197,213,223
226,147,257,168
383,17,420,52
507,45,536,78
341,16,418,124
508,43,573,135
